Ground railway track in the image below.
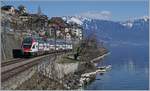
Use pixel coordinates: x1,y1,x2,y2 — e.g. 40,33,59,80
1,51,70,82
1,58,28,67
1,49,69,67
1,57,44,82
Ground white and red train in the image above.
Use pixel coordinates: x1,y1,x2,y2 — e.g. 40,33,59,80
13,36,72,57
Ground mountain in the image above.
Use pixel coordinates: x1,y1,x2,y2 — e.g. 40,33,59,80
62,16,92,25
62,16,149,45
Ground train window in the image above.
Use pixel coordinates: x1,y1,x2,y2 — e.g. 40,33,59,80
23,45,31,48
32,45,35,49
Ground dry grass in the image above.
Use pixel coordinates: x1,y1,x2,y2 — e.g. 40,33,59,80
57,55,79,64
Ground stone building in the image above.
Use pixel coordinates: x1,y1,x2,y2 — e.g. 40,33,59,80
18,13,48,32
1,5,48,33
48,17,67,38
1,5,15,15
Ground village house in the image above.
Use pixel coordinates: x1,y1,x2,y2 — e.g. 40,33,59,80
1,5,48,34
48,17,83,42
65,32,72,41
18,13,48,32
1,5,16,15
1,5,83,43
69,22,83,40
1,5,23,32
48,17,67,38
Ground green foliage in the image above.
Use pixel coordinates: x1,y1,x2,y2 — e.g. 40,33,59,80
57,55,78,64
44,31,49,37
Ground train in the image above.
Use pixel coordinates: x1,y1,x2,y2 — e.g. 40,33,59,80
13,36,73,58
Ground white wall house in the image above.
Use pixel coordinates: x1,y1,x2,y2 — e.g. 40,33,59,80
72,28,82,40
66,32,71,41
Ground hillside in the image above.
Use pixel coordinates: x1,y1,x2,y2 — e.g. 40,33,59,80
1,32,22,61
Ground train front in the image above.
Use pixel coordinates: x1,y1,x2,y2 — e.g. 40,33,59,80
21,36,38,57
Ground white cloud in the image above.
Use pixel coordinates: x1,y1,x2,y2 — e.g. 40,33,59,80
79,11,112,20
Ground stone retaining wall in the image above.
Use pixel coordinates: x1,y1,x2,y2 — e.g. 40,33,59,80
1,53,79,90
1,32,22,61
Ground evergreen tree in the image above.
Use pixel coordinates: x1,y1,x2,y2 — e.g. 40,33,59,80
18,5,26,14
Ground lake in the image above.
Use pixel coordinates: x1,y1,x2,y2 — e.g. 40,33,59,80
85,43,149,90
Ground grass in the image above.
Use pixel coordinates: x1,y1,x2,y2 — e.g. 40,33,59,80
57,55,79,64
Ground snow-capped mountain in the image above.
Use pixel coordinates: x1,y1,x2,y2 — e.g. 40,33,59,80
62,16,82,25
120,21,133,28
62,15,149,44
141,16,149,22
67,17,83,25
62,16,92,25
120,16,149,29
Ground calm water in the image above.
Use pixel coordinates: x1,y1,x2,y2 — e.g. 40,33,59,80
85,43,149,90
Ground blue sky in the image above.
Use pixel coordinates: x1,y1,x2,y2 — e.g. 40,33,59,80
2,0,149,21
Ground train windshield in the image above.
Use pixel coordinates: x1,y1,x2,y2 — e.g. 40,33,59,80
22,37,32,48
23,45,31,48
23,37,32,44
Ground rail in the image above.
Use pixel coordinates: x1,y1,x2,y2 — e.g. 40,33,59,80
1,50,71,82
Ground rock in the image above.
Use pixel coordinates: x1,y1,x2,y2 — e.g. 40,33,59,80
67,86,70,89
74,81,78,86
78,83,82,87
63,84,68,88
96,69,106,73
86,78,90,82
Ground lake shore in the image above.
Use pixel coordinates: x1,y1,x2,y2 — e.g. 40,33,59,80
91,52,110,63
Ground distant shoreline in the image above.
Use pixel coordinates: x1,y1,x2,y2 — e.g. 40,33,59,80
91,52,110,63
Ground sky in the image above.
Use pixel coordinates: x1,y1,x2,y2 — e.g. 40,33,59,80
2,0,149,21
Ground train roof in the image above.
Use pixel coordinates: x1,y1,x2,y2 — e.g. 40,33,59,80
23,36,72,45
